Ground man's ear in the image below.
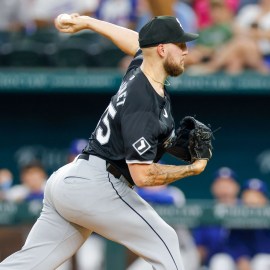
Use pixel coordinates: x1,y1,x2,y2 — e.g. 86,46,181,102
157,44,166,57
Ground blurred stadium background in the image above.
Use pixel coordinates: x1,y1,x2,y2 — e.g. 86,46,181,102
1,0,270,270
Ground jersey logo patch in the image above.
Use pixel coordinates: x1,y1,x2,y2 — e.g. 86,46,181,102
132,137,151,155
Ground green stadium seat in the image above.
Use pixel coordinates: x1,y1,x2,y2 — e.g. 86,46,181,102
1,40,47,67
0,31,11,46
49,38,100,67
26,27,60,44
97,45,126,68
68,31,101,43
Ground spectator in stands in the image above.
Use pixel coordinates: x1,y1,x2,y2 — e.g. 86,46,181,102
211,167,240,206
238,0,260,11
6,161,47,202
186,0,237,69
192,0,239,29
235,0,270,69
67,138,88,163
188,0,269,74
95,0,139,30
127,181,199,270
193,167,240,270
145,0,176,17
227,178,270,270
0,169,13,201
29,0,99,28
21,162,46,202
0,0,29,34
136,0,198,36
135,185,186,207
242,178,268,207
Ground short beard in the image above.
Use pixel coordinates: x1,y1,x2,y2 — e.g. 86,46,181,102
163,55,184,77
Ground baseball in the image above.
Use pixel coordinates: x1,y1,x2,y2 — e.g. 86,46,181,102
57,14,71,28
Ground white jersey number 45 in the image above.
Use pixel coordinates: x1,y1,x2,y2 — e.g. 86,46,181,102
96,102,117,145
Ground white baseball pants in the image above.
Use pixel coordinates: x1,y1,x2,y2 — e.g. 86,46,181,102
0,155,184,270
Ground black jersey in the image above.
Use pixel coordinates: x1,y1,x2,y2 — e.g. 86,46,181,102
86,50,175,184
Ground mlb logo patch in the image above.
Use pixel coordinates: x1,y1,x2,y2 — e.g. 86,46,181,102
132,137,151,155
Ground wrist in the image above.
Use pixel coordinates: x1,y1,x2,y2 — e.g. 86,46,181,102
85,17,94,28
191,159,207,175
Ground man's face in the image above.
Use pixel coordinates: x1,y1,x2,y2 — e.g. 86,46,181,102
212,177,239,205
242,190,268,207
163,43,187,77
21,168,46,191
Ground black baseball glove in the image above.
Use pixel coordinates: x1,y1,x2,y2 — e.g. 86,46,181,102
166,116,213,163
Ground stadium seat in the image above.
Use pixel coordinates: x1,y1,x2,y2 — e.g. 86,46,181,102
0,40,47,67
68,31,101,43
97,45,126,67
26,27,60,44
49,38,100,67
0,31,11,46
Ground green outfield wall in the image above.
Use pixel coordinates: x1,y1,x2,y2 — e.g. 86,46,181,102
1,201,270,270
0,69,270,94
1,201,270,228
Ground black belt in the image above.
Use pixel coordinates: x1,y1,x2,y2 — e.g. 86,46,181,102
78,153,122,179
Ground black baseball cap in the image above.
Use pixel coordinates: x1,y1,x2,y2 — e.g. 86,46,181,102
139,16,199,48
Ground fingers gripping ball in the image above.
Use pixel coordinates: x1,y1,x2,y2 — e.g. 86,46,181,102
57,14,71,28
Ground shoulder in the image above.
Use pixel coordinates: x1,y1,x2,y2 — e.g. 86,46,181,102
112,68,155,117
124,49,143,75
125,77,155,113
121,67,153,106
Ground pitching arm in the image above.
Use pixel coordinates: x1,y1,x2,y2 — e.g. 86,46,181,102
55,14,139,56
